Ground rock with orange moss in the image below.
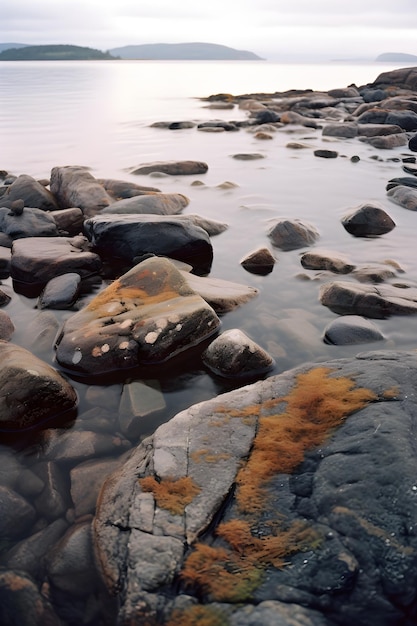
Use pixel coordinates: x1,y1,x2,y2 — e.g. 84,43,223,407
93,351,417,626
55,256,220,375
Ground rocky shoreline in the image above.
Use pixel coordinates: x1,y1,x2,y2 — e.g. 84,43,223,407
1,66,417,625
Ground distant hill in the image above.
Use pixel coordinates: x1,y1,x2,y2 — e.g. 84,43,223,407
0,43,28,53
109,42,263,60
0,44,117,61
376,52,417,62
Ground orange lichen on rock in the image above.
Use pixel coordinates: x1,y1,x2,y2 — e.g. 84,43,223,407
166,604,227,626
235,367,377,513
139,475,201,516
382,386,400,399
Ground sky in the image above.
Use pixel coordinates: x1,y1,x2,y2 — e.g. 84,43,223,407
1,0,417,61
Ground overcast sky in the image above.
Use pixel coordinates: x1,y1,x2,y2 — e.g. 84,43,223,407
1,0,416,61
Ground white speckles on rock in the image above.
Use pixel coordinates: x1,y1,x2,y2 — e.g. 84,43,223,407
72,349,82,364
145,332,159,344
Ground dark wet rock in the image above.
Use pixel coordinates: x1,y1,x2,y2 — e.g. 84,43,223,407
83,214,213,272
129,160,208,176
0,247,11,278
385,109,417,131
323,315,385,345
328,86,360,98
93,351,417,626
118,380,166,439
386,176,417,191
359,133,407,149
33,461,72,520
356,108,389,124
0,310,14,340
51,207,84,236
0,206,58,240
0,341,77,431
197,121,238,131
0,568,61,626
357,123,404,136
322,123,358,138
253,109,281,124
101,192,189,215
341,203,395,237
387,185,417,211
202,329,274,378
268,218,320,251
37,273,81,310
409,133,417,151
360,87,388,102
180,271,258,314
402,161,417,175
50,166,112,217
0,234,12,248
0,486,36,539
314,149,338,158
46,521,99,596
55,257,220,375
240,247,276,275
6,519,68,580
300,249,355,274
232,152,265,160
70,458,127,518
0,286,11,306
0,174,59,212
11,236,102,288
168,121,196,129
371,66,417,90
98,178,161,198
320,280,417,317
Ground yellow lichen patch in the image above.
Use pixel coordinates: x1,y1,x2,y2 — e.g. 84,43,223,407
139,476,201,516
236,367,377,513
382,386,400,399
190,449,232,464
166,604,228,626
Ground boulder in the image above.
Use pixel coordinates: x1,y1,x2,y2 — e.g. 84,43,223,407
0,174,59,212
341,203,395,237
0,341,77,430
0,206,58,240
0,569,61,626
385,110,417,131
101,192,189,215
129,161,208,176
268,218,320,251
98,178,160,198
300,249,355,274
93,351,417,626
51,207,84,236
372,66,417,90
50,166,112,216
55,256,220,375
314,149,338,158
319,280,417,317
322,123,358,138
386,176,417,192
323,315,385,345
387,185,417,211
202,329,274,378
83,214,213,273
240,247,276,275
359,133,407,149
11,236,102,288
357,123,404,136
0,486,36,538
37,272,81,309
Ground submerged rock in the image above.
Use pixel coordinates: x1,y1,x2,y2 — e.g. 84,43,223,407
101,192,189,215
268,218,320,251
300,249,355,274
320,280,417,317
55,256,220,375
323,315,385,345
129,160,208,176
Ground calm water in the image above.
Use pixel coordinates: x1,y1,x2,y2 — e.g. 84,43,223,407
1,59,417,624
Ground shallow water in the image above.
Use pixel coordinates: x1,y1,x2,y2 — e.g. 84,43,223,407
1,59,417,623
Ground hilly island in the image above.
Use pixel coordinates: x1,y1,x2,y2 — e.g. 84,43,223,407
0,42,263,61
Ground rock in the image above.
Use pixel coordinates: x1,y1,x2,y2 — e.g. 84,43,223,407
50,166,112,216
197,121,238,131
51,207,84,236
5,519,68,579
0,342,77,430
0,206,58,240
0,246,11,278
0,174,59,212
385,110,417,131
360,87,388,102
93,351,417,626
98,178,161,198
118,380,166,439
323,315,385,345
101,192,189,215
33,461,72,520
11,236,102,288
314,149,338,158
341,203,395,237
409,133,417,151
352,263,397,283
322,123,358,138
0,486,36,538
356,108,389,124
174,214,228,237
83,214,213,273
387,185,417,211
202,329,274,378
22,311,60,354
37,273,81,310
129,161,208,176
0,287,11,306
357,123,404,136
386,176,417,191
46,521,99,596
180,271,258,313
232,153,265,160
328,86,360,98
300,249,355,274
268,218,320,251
359,133,407,149
0,569,61,626
168,121,196,129
319,280,417,317
253,110,281,124
55,257,220,375
0,309,14,340
254,131,273,140
280,111,320,128
240,247,276,275
372,66,417,90
70,458,124,517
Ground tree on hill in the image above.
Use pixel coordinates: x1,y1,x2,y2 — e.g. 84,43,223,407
0,45,118,61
